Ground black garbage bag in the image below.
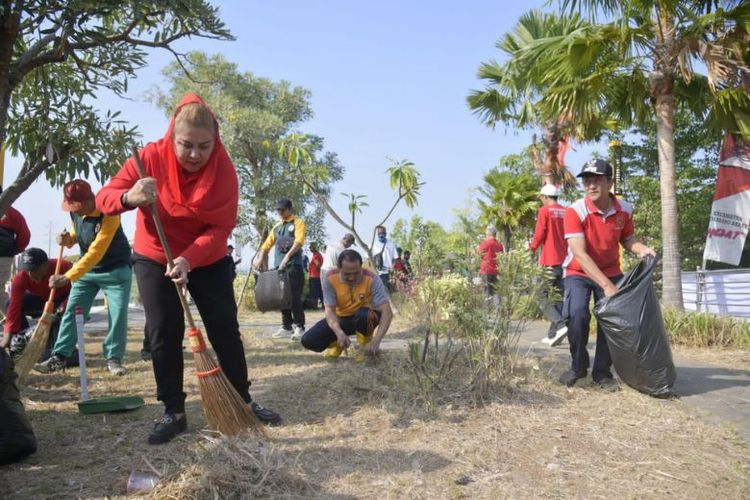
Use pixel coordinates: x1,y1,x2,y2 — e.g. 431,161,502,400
594,256,677,397
0,349,37,465
254,269,292,312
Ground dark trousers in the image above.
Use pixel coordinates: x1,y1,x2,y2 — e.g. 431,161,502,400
480,273,498,296
282,265,305,329
0,350,37,464
563,274,621,381
379,273,392,293
309,277,322,308
540,266,565,336
301,308,380,352
134,254,251,414
7,293,66,360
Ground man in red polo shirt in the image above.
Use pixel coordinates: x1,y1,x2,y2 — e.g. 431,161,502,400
530,183,568,346
477,225,504,302
560,159,655,390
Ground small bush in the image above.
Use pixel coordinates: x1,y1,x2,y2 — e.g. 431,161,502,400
396,250,551,407
663,309,750,350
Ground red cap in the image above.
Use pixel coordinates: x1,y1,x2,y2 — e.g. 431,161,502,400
62,179,94,212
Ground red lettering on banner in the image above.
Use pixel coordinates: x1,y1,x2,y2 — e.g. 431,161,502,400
707,228,744,239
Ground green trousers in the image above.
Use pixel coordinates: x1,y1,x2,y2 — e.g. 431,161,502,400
52,264,132,361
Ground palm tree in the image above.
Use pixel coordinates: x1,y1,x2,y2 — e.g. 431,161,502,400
477,169,540,249
515,0,750,309
467,10,614,190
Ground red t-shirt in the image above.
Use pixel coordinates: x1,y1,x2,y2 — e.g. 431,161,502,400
563,195,635,278
0,207,31,253
309,251,323,278
477,237,504,275
5,259,72,334
530,203,567,266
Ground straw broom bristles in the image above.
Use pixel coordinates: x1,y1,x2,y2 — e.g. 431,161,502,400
14,245,66,383
131,147,266,438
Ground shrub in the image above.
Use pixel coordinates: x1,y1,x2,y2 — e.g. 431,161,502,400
663,308,750,350
398,250,551,407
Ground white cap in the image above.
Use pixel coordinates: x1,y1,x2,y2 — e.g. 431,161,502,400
540,184,560,197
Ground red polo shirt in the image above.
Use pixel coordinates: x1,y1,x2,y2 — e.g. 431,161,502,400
5,259,72,334
309,251,323,278
563,195,634,278
530,203,567,266
477,237,504,275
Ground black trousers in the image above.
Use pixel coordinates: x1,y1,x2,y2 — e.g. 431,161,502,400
281,265,305,329
7,293,66,361
134,254,251,414
308,277,322,308
0,350,37,464
563,274,622,381
540,265,566,336
301,308,380,352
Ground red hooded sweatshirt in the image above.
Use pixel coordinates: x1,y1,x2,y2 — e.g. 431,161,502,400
96,94,238,269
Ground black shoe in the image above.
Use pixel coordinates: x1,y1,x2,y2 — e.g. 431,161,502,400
250,402,282,426
593,377,620,392
148,413,187,444
558,369,587,387
34,354,66,374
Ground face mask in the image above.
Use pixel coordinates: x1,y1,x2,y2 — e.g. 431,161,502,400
378,234,387,243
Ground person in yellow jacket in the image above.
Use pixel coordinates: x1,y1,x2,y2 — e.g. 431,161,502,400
35,180,131,376
300,249,393,358
253,198,306,340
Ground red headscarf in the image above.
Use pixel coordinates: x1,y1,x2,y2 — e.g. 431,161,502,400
140,92,238,226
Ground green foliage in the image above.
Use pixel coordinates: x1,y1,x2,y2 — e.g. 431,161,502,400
477,168,539,249
0,1,232,216
663,309,750,350
151,53,342,244
399,250,551,406
278,133,423,265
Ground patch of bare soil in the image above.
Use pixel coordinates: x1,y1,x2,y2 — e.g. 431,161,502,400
2,311,748,499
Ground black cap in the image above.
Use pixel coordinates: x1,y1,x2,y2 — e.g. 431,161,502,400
276,198,292,210
577,159,613,178
21,247,48,272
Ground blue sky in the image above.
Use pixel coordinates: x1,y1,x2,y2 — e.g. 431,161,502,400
8,0,602,263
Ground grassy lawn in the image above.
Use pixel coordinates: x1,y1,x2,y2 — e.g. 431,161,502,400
3,310,749,498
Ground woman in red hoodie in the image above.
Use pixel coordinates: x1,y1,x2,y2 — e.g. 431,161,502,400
97,94,281,444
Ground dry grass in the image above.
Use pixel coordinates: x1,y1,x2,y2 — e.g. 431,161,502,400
2,310,749,499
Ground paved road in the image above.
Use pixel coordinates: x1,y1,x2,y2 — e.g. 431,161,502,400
87,306,750,441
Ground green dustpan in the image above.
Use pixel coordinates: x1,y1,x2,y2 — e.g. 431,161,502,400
74,309,145,415
78,395,145,414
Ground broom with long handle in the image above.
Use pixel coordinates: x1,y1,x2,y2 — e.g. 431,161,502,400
15,244,66,382
131,147,265,437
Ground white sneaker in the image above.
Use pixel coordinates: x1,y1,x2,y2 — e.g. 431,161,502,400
272,327,293,339
540,337,552,345
548,326,568,347
291,326,305,341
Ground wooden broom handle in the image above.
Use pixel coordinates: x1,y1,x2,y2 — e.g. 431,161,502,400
44,243,66,312
131,147,197,328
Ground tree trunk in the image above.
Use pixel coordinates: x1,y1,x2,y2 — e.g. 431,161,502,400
653,90,684,310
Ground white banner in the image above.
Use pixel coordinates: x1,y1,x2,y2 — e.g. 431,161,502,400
703,136,750,266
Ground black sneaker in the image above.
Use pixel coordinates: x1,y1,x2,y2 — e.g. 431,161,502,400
558,369,587,387
148,413,187,444
34,354,66,374
593,377,620,392
250,402,282,426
